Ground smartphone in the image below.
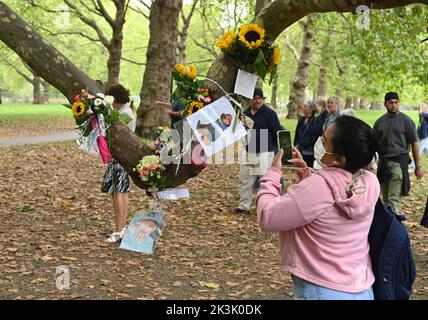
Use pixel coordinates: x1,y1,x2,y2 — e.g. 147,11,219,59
277,130,292,166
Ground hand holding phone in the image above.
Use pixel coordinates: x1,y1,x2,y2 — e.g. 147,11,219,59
277,130,292,166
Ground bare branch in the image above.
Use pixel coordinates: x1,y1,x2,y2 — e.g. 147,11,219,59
121,56,146,66
284,32,300,61
2,60,35,84
35,26,102,43
191,35,218,59
78,0,102,17
25,0,66,13
95,0,115,28
63,0,110,48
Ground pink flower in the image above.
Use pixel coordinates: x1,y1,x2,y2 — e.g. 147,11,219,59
197,94,204,101
198,88,208,93
87,94,94,99
140,170,147,176
204,96,211,103
149,166,154,171
74,95,80,102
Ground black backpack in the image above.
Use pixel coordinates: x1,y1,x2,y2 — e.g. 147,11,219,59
368,198,417,300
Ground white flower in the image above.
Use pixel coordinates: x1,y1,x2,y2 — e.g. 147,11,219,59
96,93,105,99
104,95,114,106
94,98,103,107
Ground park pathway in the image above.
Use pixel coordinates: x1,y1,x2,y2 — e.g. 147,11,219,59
0,131,79,147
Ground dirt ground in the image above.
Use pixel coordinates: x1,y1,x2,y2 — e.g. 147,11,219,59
0,125,427,300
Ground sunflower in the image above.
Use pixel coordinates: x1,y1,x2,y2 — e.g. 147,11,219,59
187,101,203,115
273,47,280,65
72,101,85,117
238,23,265,49
216,31,236,50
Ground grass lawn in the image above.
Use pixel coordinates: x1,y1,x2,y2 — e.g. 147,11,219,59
0,103,70,120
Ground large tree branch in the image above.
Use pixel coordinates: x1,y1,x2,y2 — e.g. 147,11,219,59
256,0,427,41
206,0,427,100
0,1,104,102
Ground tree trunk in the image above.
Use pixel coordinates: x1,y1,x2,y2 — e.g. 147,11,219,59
352,96,359,109
316,65,327,98
0,2,104,102
359,98,369,109
135,0,182,138
106,3,126,89
370,101,382,110
33,76,42,104
106,34,123,89
270,72,278,109
42,81,50,104
286,16,314,119
345,96,352,109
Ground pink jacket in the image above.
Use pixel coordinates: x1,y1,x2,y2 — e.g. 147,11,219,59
256,167,380,293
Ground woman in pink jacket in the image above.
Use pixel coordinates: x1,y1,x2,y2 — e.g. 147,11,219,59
256,116,380,300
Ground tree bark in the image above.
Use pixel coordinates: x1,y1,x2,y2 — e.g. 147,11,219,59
177,0,199,65
352,96,359,109
345,96,352,109
270,72,278,109
0,2,104,102
33,76,42,104
316,65,327,98
135,0,182,138
286,16,314,119
105,1,126,88
42,80,50,104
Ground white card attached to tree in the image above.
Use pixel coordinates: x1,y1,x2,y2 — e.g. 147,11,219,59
234,69,258,99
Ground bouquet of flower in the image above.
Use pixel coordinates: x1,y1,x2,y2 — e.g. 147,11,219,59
171,64,212,118
66,89,125,164
135,155,167,190
216,23,280,84
68,90,123,136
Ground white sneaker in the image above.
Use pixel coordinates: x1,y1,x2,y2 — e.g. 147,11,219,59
105,228,126,243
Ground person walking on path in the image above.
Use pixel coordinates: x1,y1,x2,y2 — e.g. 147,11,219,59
236,88,283,214
373,92,423,214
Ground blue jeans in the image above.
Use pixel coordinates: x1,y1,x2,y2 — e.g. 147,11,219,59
292,275,374,300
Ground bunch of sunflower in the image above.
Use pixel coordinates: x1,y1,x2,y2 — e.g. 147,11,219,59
216,23,280,84
171,64,212,118
66,89,119,137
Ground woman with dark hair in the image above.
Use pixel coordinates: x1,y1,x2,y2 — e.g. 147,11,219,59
294,101,320,168
256,116,380,300
101,84,136,243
